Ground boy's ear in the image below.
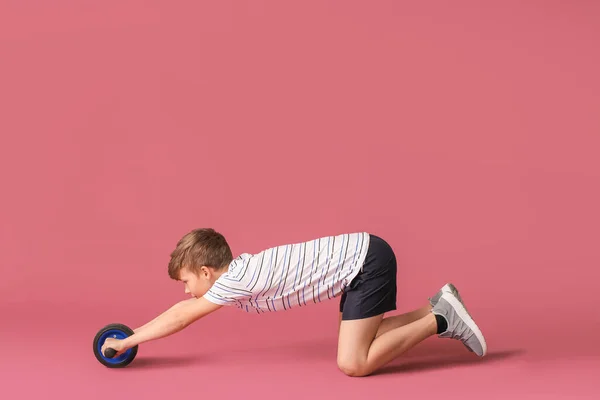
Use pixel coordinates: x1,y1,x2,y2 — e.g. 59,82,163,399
199,265,211,279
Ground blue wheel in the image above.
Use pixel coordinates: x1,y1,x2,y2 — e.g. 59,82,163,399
93,323,138,368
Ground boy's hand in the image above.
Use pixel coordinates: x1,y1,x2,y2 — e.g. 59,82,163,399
101,337,128,358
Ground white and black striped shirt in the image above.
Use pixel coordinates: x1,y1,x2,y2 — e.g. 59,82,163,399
203,232,371,313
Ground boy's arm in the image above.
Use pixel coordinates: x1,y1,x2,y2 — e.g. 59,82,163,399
114,297,222,352
133,298,197,333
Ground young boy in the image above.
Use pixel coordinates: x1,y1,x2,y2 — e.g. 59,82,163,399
102,228,486,376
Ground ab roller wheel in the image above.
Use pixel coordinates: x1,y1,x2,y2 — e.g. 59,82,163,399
93,323,138,368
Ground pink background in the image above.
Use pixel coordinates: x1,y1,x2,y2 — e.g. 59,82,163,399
1,1,599,398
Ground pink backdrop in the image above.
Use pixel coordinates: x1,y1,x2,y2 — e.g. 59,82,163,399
1,1,599,399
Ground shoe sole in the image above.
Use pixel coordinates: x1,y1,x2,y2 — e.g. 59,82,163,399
442,292,487,357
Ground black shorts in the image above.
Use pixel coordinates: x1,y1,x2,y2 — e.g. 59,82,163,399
339,234,397,320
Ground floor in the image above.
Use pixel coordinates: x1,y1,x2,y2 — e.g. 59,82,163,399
2,297,598,400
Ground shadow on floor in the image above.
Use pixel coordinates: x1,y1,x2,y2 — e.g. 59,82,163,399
374,348,526,376
128,354,208,370
124,339,526,372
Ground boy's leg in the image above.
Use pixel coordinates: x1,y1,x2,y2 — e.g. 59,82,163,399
374,283,463,337
337,312,437,377
338,305,431,338
375,305,431,338
337,292,487,377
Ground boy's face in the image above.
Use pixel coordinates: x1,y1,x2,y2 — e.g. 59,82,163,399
178,266,217,298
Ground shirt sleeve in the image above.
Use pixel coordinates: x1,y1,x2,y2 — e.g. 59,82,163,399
202,257,253,306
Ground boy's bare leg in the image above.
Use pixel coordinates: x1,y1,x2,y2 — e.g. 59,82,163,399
336,292,487,377
338,305,432,338
375,305,432,338
372,283,465,338
337,313,437,377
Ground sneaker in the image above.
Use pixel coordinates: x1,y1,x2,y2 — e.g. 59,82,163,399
429,283,463,307
432,292,487,357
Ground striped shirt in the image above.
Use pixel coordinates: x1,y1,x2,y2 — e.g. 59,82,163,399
203,232,371,313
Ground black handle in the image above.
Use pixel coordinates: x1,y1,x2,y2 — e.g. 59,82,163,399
104,348,117,358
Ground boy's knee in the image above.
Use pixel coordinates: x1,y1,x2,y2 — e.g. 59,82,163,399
337,357,369,377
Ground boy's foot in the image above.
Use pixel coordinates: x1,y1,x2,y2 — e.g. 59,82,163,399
431,292,487,357
429,283,463,307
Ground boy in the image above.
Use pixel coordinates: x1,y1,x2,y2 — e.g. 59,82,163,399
102,228,486,376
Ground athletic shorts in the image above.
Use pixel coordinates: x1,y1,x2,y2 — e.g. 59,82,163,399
339,234,397,320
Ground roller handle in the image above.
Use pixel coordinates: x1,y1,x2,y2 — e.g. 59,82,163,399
104,348,117,358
